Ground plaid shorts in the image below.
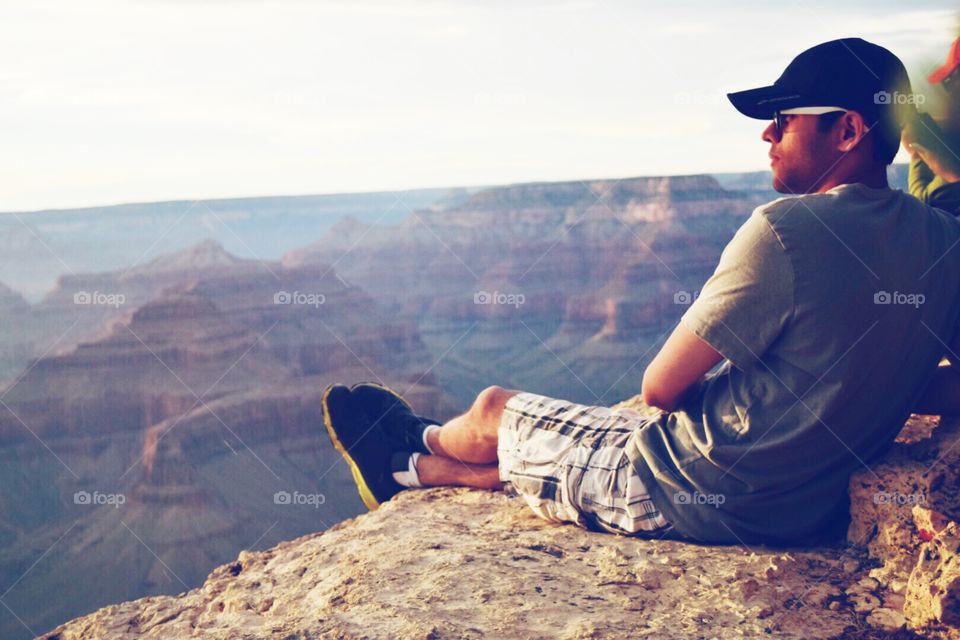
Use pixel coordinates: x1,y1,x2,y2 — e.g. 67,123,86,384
497,392,673,537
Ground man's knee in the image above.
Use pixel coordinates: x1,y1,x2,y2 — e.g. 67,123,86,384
471,385,518,427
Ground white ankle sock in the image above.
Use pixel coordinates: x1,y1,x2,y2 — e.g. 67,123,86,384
392,452,422,488
422,424,440,454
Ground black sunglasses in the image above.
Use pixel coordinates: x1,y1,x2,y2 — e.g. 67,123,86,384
772,108,847,137
773,111,788,137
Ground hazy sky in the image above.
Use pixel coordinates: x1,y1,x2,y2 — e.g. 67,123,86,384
2,0,957,211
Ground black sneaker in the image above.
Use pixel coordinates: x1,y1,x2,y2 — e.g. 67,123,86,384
350,382,440,455
389,450,418,486
321,383,403,510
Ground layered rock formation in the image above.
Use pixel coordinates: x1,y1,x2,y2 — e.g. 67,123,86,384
0,188,462,305
0,240,267,391
283,175,767,407
45,408,960,640
15,238,438,388
0,291,290,441
0,242,455,638
0,239,450,441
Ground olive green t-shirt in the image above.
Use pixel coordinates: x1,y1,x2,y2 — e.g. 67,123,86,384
908,124,960,217
909,156,960,217
627,183,960,544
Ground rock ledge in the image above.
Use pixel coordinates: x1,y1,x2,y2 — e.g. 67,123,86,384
44,414,960,640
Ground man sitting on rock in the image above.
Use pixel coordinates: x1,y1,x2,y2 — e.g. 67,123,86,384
324,38,960,545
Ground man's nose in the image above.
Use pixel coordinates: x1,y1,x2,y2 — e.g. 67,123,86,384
762,120,780,144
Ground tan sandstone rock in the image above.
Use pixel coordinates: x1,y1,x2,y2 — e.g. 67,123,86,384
41,409,960,640
40,487,886,640
848,413,960,637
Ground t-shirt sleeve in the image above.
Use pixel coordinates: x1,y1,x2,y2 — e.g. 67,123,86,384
680,208,794,371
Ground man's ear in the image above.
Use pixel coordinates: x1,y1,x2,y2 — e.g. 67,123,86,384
837,111,869,152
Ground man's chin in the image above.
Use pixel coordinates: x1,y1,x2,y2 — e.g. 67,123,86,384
771,172,815,195
772,175,794,194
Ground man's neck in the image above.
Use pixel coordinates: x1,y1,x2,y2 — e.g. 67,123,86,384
815,165,889,193
815,171,890,193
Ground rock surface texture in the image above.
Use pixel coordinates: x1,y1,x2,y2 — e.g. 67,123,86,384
44,409,960,639
847,413,960,637
39,488,886,640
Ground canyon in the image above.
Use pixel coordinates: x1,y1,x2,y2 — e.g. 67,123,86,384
0,168,916,637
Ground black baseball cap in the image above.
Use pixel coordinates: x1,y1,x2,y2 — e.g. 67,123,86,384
727,38,912,122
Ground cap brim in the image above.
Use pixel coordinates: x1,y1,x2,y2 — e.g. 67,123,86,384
727,85,807,120
928,61,959,85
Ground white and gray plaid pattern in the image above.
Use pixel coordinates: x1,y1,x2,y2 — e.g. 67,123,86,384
497,392,671,536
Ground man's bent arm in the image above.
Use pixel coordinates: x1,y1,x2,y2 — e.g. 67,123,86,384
642,323,723,412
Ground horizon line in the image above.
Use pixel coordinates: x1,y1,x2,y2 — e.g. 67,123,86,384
0,166,792,216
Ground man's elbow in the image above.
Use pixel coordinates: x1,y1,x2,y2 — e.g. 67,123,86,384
641,377,676,412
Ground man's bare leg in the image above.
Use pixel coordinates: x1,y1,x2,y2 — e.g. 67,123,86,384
413,385,520,489
416,456,502,489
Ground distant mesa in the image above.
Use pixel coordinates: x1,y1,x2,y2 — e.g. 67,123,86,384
121,239,255,278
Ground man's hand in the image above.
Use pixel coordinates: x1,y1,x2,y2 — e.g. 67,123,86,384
902,122,921,160
914,145,960,183
904,117,960,183
642,323,723,412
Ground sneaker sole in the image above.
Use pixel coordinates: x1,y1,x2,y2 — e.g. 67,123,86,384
321,384,381,511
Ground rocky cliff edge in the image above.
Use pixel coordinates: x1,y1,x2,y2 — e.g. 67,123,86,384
43,408,960,640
